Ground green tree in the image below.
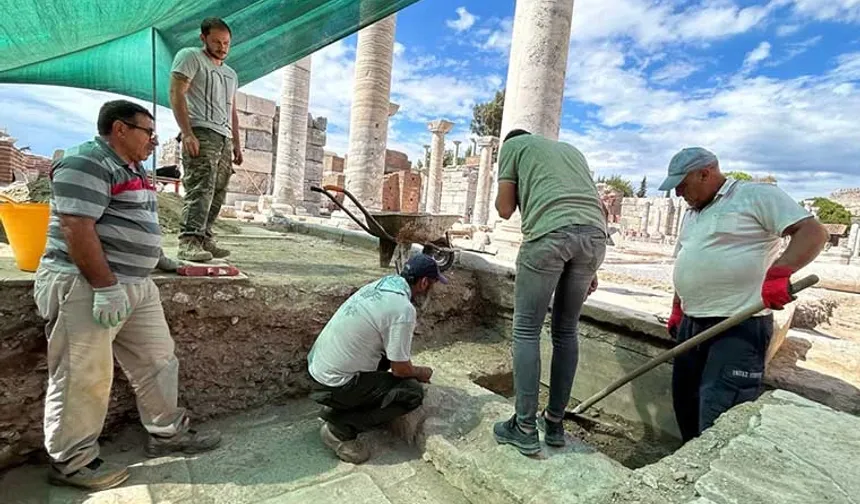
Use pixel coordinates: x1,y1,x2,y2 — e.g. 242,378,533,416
470,89,505,137
597,175,634,197
811,198,852,226
414,159,423,170
464,145,473,158
724,171,753,181
443,149,454,166
636,176,647,198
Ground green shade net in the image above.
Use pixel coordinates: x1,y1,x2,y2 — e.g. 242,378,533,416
0,0,419,106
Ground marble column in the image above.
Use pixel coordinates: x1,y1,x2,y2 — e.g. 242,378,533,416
489,0,575,248
642,201,652,236
850,223,860,258
425,119,454,214
675,199,688,235
473,136,499,226
273,56,312,208
344,15,396,211
453,140,462,165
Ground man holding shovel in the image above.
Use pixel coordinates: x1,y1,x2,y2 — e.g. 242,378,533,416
660,147,828,442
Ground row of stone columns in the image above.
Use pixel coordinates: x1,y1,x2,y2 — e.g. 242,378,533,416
277,0,576,249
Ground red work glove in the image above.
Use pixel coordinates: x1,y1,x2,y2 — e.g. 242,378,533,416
762,265,794,310
667,297,683,337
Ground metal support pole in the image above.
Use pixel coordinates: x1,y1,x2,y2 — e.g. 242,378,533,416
151,28,158,186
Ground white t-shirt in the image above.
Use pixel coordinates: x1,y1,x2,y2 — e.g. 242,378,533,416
308,275,416,387
673,179,812,318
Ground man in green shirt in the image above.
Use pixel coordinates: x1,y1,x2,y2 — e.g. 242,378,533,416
492,130,607,455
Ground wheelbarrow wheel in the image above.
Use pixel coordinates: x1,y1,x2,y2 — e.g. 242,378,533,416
423,244,455,273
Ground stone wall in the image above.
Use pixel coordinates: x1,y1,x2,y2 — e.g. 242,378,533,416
381,170,423,213
384,150,411,174
440,164,478,221
303,116,327,215
158,137,182,169
620,197,681,239
0,134,24,185
228,92,277,201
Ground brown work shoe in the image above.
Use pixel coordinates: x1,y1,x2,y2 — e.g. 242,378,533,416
202,237,231,259
320,422,370,464
177,237,213,262
48,458,129,491
144,421,222,458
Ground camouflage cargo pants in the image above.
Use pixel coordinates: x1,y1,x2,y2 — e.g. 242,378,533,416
179,127,233,239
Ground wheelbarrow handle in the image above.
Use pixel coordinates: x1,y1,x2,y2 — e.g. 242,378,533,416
309,185,398,244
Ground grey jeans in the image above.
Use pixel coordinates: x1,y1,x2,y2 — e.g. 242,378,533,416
512,224,607,428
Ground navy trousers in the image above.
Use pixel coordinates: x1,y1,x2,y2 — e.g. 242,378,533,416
672,314,773,442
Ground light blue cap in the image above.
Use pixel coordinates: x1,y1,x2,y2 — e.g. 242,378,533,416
658,147,718,192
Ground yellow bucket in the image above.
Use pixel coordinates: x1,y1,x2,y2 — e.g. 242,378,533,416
0,194,50,272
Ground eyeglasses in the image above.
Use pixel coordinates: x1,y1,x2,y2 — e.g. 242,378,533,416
121,121,159,144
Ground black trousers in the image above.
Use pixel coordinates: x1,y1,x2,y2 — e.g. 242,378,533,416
672,314,772,442
309,357,425,441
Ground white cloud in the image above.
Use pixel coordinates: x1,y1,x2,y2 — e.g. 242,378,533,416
789,0,860,23
651,61,702,84
766,36,822,66
446,7,478,33
742,41,773,72
561,41,860,199
480,17,513,54
776,24,802,36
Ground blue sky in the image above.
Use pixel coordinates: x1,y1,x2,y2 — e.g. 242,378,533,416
1,0,859,199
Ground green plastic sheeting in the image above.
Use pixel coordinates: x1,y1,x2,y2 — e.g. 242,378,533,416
0,0,419,106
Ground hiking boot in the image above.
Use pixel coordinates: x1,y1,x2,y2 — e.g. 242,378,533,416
177,237,213,262
144,420,222,458
537,410,566,447
493,414,540,455
48,458,129,491
202,237,230,259
320,422,370,464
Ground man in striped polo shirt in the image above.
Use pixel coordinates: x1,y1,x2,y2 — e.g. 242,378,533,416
33,100,221,491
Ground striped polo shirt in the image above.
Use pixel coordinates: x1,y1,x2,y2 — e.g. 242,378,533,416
40,137,162,283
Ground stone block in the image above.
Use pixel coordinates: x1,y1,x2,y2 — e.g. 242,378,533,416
313,116,328,131
245,130,273,152
383,172,401,211
236,200,258,213
384,149,411,173
240,150,273,175
238,112,274,132
227,170,270,195
258,195,274,212
244,94,276,117
324,152,345,173
400,172,422,213
306,145,324,163
219,206,237,218
234,92,248,112
307,128,326,147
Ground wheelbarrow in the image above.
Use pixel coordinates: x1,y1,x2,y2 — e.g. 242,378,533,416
310,185,460,273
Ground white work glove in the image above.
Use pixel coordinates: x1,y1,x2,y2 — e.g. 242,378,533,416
92,284,131,328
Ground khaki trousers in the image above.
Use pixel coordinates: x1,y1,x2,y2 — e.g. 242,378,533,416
33,269,186,474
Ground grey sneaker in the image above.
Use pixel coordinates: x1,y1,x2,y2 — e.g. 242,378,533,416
493,415,540,455
537,411,566,447
145,422,222,458
177,237,213,262
48,458,129,491
320,422,370,464
202,237,230,259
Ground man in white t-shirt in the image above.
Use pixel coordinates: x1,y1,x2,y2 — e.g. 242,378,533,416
659,147,828,442
307,254,446,463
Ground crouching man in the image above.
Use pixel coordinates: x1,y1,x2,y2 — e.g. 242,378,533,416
307,254,445,463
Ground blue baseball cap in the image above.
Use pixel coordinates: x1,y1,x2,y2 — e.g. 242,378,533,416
401,254,448,284
658,147,719,192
